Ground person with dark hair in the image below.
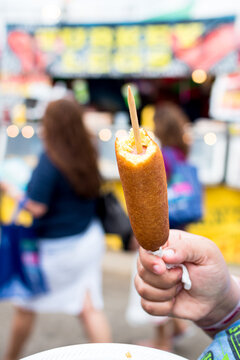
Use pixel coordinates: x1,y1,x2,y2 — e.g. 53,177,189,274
3,99,112,360
154,101,190,179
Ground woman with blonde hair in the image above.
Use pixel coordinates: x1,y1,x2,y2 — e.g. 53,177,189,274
3,99,111,360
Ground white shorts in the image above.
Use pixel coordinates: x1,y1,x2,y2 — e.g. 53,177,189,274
14,220,105,315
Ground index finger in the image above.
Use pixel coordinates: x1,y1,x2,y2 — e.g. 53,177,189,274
139,246,167,275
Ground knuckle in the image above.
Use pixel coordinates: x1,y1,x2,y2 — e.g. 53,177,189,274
138,264,145,279
169,269,182,285
136,282,145,298
163,288,175,301
134,276,147,299
141,299,154,315
134,275,141,292
164,300,174,316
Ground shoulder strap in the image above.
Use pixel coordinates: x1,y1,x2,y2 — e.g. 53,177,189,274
11,197,28,223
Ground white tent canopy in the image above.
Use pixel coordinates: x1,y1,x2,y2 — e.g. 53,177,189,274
0,0,240,24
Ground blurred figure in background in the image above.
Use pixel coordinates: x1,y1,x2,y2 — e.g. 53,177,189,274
154,101,190,185
3,99,112,360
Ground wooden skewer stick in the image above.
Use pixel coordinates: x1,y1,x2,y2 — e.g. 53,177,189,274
127,86,143,154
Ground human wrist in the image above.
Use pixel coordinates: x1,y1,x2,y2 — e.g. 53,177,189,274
196,276,240,335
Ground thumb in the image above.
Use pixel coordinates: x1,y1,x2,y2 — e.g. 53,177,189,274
162,230,210,265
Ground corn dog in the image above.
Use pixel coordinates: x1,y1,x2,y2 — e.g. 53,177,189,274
115,128,169,251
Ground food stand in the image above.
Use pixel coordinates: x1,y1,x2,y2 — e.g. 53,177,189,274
1,13,240,262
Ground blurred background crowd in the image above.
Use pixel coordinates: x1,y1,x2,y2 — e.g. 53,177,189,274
0,1,240,359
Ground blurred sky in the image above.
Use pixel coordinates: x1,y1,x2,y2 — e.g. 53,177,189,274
0,0,240,24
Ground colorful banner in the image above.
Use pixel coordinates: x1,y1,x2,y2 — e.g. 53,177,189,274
2,17,239,78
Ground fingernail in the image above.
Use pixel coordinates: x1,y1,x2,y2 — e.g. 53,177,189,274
162,248,175,259
153,264,162,274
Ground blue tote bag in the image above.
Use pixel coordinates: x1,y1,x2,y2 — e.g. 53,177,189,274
0,201,48,299
163,148,203,228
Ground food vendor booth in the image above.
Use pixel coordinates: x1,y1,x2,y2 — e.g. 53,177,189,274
0,9,240,263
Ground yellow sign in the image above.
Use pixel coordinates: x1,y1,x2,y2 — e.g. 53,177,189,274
173,22,204,48
145,25,171,46
114,51,142,73
116,26,141,47
6,19,237,77
187,186,240,264
62,50,85,73
90,27,113,48
89,51,111,74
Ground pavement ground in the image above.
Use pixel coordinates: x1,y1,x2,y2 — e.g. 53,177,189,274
0,251,239,360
